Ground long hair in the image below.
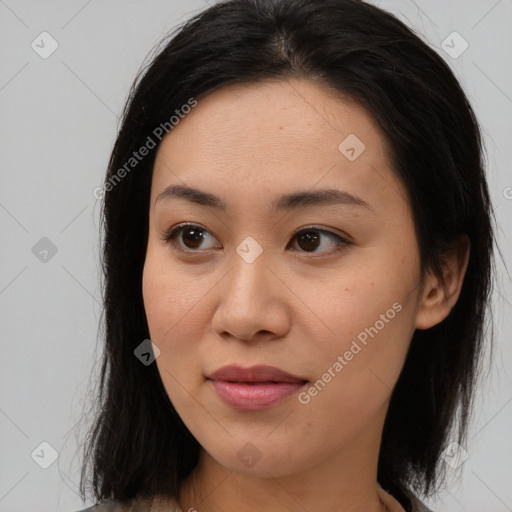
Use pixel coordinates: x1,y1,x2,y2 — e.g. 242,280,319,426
80,0,496,502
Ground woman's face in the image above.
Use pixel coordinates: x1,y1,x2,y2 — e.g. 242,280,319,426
142,78,426,479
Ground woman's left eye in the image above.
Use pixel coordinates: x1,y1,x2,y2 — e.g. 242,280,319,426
289,227,351,255
162,223,350,255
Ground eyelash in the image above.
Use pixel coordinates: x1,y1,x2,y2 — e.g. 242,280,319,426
162,222,351,257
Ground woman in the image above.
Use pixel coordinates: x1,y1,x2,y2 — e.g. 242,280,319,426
77,0,496,511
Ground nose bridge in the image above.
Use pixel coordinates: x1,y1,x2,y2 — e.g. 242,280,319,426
227,237,270,303
212,236,290,340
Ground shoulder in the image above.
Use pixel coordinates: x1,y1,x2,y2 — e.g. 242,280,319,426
74,495,182,512
74,497,153,512
410,495,434,512
378,483,434,512
405,488,434,512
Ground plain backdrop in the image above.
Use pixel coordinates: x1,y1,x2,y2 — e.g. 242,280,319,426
0,1,511,511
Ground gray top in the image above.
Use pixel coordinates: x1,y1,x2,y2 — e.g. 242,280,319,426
76,491,434,512
76,497,155,512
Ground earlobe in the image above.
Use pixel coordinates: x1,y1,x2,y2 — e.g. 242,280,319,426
415,235,470,331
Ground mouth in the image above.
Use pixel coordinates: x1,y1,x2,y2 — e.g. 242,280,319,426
206,364,308,411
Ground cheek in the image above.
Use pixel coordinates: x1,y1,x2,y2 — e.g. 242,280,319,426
142,254,213,398
143,252,202,342
300,260,417,404
293,299,414,455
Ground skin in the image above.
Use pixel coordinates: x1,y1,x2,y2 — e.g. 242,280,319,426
142,78,470,512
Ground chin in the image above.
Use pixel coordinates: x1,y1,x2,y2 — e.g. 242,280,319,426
202,437,320,480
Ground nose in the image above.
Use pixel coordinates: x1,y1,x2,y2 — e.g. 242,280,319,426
211,244,291,342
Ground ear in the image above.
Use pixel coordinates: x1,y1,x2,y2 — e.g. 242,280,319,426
415,235,470,331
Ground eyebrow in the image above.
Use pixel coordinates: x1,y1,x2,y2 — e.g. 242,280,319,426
155,184,374,213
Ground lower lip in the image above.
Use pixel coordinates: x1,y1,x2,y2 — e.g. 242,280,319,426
209,379,307,411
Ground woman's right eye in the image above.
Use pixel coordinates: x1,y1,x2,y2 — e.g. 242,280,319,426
163,223,221,252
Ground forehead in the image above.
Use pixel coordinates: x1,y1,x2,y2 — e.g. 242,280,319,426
151,78,404,212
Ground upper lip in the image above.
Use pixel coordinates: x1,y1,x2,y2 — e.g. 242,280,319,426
207,364,307,383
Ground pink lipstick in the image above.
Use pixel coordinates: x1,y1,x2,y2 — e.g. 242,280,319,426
207,364,307,411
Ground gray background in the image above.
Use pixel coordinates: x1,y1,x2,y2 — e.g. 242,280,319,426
0,1,510,511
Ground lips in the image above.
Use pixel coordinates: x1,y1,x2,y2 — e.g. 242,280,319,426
207,364,307,384
207,365,308,411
